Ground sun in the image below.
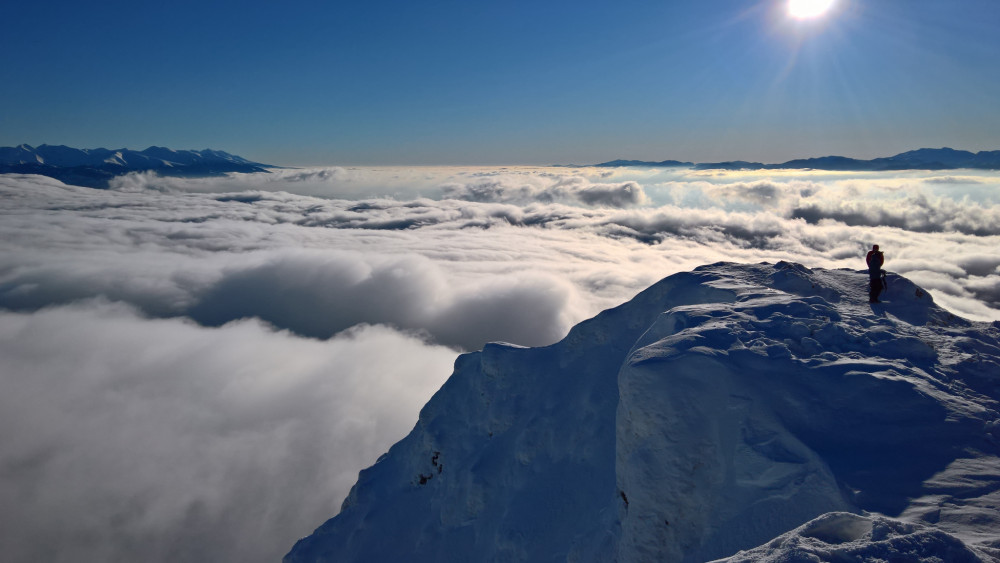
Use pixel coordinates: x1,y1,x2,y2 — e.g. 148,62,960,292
788,0,835,18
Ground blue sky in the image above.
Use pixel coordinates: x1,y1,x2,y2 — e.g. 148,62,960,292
2,0,998,165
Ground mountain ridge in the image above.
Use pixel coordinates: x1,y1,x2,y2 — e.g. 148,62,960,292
0,144,271,188
285,262,1000,562
585,147,1000,171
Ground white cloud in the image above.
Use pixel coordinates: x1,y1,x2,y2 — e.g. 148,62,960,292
440,174,649,208
0,301,456,563
6,169,1000,324
107,166,450,199
184,249,580,350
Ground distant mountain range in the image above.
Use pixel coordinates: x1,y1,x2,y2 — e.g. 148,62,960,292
5,145,999,189
0,144,271,188
586,147,1000,171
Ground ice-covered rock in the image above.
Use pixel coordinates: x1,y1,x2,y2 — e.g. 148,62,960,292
285,262,1000,562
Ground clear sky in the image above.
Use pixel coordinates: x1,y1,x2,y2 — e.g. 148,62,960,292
2,0,999,166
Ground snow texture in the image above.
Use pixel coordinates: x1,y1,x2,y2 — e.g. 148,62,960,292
285,262,1000,562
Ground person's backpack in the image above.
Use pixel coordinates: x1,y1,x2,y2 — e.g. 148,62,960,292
868,251,884,270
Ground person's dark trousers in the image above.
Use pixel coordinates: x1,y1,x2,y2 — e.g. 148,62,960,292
869,276,882,303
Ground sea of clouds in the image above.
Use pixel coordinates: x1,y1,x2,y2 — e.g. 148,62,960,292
2,165,999,561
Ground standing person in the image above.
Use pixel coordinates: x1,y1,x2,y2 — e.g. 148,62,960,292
866,244,885,303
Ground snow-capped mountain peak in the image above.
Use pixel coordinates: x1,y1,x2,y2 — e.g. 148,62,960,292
0,144,270,187
285,262,1000,562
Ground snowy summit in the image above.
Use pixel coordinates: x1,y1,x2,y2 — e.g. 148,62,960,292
0,144,270,187
286,262,1000,562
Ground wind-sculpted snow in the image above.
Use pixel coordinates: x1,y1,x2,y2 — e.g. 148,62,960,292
715,512,989,562
287,262,1000,562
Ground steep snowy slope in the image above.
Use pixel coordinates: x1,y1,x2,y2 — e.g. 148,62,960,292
286,262,1000,562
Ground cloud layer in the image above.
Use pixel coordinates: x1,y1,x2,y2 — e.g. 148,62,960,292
2,166,1000,561
0,302,455,562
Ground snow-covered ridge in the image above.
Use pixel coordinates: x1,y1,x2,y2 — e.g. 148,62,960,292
286,262,1000,562
0,144,270,187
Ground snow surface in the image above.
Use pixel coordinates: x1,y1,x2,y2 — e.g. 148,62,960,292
285,262,1000,562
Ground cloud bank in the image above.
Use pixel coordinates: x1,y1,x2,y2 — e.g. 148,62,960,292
2,165,1000,561
0,302,455,563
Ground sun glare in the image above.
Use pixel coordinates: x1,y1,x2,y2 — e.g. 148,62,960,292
788,0,835,18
